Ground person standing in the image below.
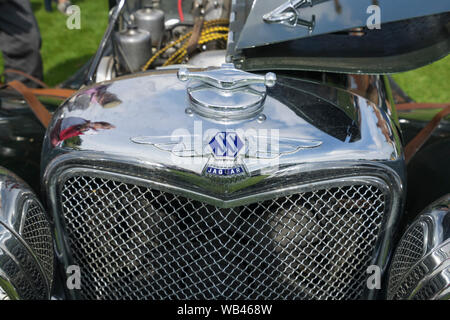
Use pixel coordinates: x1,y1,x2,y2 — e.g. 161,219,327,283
57,0,72,15
0,0,43,87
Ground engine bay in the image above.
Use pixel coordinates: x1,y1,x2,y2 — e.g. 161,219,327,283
96,0,232,82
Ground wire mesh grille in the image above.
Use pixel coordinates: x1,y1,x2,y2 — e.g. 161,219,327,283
59,175,386,300
21,201,54,285
388,222,425,299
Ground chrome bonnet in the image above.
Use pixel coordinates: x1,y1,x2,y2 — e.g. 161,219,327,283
42,67,405,299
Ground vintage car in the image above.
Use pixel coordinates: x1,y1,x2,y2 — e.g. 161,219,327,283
0,0,449,300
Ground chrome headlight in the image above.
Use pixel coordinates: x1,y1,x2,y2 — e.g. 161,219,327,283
0,167,54,300
388,194,450,300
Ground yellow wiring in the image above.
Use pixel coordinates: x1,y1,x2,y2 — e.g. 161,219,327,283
204,19,229,27
172,33,228,65
198,33,228,45
142,31,192,71
175,33,228,65
201,26,229,35
174,49,189,65
164,28,229,66
142,19,230,70
163,45,188,66
174,32,228,65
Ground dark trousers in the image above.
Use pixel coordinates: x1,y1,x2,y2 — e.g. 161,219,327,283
0,0,43,86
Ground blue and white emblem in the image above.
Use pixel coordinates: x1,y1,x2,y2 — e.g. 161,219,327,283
208,132,244,159
204,131,247,178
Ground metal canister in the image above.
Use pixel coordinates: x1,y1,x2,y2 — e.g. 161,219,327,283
113,26,152,73
134,7,165,47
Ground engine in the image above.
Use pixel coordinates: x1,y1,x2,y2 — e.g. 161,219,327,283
96,0,231,82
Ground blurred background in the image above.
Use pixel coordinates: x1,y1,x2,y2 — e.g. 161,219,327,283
0,0,448,102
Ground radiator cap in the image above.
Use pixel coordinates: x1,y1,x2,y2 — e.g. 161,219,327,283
177,64,276,122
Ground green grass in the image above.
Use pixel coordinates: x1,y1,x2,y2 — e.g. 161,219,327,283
34,0,109,86
0,0,109,87
392,55,450,103
0,1,449,102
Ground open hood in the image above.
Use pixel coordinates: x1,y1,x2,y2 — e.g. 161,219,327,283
232,0,450,74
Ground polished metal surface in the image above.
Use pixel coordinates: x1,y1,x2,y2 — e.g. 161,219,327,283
114,27,152,73
134,7,165,47
234,0,450,74
59,173,386,299
237,0,450,50
188,50,226,68
388,194,450,300
178,64,276,121
0,224,48,300
0,281,14,300
225,0,252,63
42,69,405,300
165,18,180,30
87,0,126,83
199,0,228,21
177,64,276,90
263,0,315,31
95,56,116,83
0,167,53,299
42,71,404,195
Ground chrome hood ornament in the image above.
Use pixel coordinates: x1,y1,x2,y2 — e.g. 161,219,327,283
263,0,315,30
177,64,276,122
177,64,277,90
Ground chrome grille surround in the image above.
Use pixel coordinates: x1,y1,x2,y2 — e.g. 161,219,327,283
56,171,390,300
20,200,54,286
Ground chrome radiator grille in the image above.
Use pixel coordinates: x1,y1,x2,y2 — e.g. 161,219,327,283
59,175,386,300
